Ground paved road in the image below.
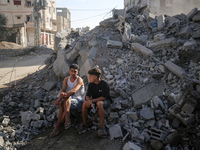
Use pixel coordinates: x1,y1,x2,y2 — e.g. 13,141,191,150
0,53,50,88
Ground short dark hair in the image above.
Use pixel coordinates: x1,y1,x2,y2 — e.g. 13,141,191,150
70,64,79,70
88,67,101,78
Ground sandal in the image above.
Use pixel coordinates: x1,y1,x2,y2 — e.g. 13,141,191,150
77,124,88,134
97,127,107,138
50,129,60,137
65,122,71,129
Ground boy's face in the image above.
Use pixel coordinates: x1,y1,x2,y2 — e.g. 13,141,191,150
88,74,97,83
69,68,78,78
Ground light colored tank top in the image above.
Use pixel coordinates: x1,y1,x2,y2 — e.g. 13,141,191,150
67,76,85,100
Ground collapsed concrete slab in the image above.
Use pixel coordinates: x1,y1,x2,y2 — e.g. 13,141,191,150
53,49,70,78
131,81,165,108
156,15,165,30
187,7,198,21
148,38,176,50
80,58,94,79
107,40,123,49
164,61,185,78
176,26,191,38
131,43,153,57
66,48,80,63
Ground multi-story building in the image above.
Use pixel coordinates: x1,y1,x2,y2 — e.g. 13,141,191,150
56,8,71,32
0,0,57,48
124,0,200,16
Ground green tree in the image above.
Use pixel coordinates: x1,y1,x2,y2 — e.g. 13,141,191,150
0,13,8,41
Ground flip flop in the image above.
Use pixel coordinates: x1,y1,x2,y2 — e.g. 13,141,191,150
65,122,71,129
97,127,108,138
50,129,60,137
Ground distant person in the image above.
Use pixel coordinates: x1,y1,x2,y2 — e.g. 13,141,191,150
78,67,111,138
50,64,85,137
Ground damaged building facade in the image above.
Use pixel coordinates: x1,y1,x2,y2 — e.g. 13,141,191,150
56,8,71,32
0,0,57,48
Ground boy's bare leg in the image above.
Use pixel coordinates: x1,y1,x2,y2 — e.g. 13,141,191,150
54,101,64,131
82,101,91,125
97,101,104,127
64,97,71,124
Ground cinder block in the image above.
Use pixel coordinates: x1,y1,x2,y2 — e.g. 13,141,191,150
146,127,168,141
156,15,165,30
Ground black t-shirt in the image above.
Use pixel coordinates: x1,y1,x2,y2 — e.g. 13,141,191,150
86,80,110,100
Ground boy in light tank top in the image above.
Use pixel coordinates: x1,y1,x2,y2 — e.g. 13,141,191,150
50,64,85,137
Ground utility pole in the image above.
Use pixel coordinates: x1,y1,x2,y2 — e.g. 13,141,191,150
33,0,46,47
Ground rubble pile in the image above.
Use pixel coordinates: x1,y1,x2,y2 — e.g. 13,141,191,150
0,4,200,150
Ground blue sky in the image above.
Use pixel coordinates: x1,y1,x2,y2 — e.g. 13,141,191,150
54,0,124,29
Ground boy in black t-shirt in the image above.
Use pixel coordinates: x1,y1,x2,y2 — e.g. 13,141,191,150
78,67,111,137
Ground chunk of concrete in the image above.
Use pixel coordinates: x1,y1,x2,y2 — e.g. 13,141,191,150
126,112,138,121
123,141,141,150
20,111,32,126
131,43,153,57
187,7,198,20
192,11,200,21
66,48,80,63
176,26,191,38
0,136,4,147
131,81,164,108
107,40,123,49
164,61,185,78
182,101,196,114
156,15,165,30
192,30,200,39
183,41,197,49
2,118,10,126
43,82,56,91
109,125,123,138
53,49,70,78
140,107,154,120
79,58,94,78
169,104,195,126
148,38,176,50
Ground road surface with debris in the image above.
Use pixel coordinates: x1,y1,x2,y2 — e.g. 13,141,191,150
0,53,49,88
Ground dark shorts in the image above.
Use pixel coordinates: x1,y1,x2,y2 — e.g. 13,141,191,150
93,99,111,109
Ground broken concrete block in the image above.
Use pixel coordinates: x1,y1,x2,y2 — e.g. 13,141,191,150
43,82,55,91
146,127,168,141
135,35,148,44
154,34,165,41
187,7,198,20
121,114,128,124
126,112,138,121
20,111,32,126
192,30,200,39
33,90,44,100
66,48,79,63
183,41,197,49
192,11,200,21
148,38,176,50
109,112,119,119
169,104,195,126
79,58,94,79
131,81,164,108
131,43,153,57
2,117,10,126
34,100,41,108
107,40,123,49
112,8,126,19
182,101,196,114
109,124,123,138
123,23,132,44
156,15,165,30
164,61,185,78
150,140,164,150
0,136,4,147
140,107,154,120
53,49,70,78
123,141,141,150
176,26,191,38
30,120,43,128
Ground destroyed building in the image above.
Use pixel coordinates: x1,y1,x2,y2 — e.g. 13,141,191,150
1,2,200,150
